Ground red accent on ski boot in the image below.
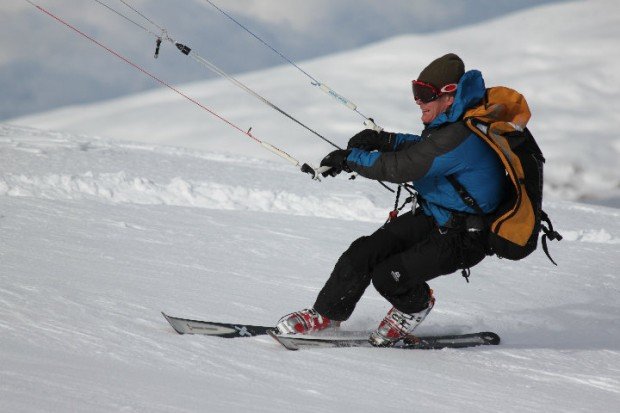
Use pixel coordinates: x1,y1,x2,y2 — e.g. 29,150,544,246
369,290,435,347
275,308,332,335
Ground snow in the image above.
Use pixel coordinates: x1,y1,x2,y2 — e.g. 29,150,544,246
1,123,619,412
2,1,620,412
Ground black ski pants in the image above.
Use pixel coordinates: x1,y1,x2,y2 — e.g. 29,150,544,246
314,210,488,321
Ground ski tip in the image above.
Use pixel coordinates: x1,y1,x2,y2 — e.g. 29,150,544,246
161,311,172,323
161,311,174,323
161,312,185,335
481,331,501,345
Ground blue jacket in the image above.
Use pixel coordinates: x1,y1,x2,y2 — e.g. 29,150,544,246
346,70,507,226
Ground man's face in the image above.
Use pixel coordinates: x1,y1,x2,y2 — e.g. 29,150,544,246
417,94,454,124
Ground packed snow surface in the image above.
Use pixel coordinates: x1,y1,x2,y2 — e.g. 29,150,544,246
1,124,619,412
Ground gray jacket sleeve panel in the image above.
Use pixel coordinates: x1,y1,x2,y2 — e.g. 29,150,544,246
347,122,471,184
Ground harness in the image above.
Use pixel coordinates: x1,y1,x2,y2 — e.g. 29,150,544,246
387,183,482,283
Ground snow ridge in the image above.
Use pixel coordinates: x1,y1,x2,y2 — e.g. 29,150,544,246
0,124,389,222
0,171,385,222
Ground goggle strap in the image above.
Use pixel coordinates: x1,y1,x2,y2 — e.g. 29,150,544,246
440,83,458,93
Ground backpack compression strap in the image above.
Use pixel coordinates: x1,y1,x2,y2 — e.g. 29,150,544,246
540,210,563,265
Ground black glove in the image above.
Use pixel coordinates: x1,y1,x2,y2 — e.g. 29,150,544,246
346,129,393,151
320,149,351,177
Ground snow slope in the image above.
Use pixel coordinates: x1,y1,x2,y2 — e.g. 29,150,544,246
11,0,620,206
1,123,619,412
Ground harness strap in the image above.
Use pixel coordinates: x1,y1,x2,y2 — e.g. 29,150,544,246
445,175,488,282
386,184,418,223
460,268,471,283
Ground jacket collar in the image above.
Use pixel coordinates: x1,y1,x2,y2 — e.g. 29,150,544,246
427,70,486,129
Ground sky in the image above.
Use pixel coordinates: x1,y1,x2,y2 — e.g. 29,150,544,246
1,0,567,120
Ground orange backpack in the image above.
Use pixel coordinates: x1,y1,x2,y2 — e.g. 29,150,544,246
450,87,562,262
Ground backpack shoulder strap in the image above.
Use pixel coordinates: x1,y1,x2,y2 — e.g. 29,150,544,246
445,175,485,216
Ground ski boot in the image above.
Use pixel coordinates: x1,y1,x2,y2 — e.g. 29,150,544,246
275,308,333,335
369,290,435,347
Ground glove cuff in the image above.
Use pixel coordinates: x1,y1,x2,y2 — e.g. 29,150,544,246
378,131,395,151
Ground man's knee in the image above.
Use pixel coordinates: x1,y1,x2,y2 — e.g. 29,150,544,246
371,258,408,297
371,259,431,313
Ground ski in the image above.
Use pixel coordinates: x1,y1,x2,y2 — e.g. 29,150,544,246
162,312,501,349
161,312,272,338
268,330,500,350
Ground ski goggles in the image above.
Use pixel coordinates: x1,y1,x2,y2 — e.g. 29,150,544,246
412,80,458,103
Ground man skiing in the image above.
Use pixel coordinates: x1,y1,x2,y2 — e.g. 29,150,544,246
276,53,508,347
